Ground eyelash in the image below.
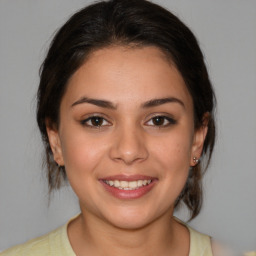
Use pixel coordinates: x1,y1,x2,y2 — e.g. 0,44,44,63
145,115,177,127
80,115,111,128
80,115,176,128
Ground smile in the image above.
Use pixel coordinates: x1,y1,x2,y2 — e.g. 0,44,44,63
103,180,152,190
100,176,157,200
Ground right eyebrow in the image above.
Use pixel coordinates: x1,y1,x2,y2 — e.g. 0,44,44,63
71,97,117,109
141,97,185,109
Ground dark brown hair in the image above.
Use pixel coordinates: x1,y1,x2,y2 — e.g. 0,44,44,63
37,0,216,220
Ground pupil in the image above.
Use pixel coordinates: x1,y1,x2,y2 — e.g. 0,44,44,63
91,117,103,126
153,116,164,125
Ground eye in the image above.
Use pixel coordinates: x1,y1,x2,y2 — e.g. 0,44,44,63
145,115,176,127
81,116,110,128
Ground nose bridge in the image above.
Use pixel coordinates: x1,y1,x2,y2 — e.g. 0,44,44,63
109,120,148,164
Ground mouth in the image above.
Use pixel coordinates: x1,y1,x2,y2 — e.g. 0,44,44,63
100,175,157,199
103,179,152,190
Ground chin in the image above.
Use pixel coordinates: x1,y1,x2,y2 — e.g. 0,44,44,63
102,206,163,230
109,217,152,230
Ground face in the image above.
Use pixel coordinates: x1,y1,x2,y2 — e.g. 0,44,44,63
47,46,207,229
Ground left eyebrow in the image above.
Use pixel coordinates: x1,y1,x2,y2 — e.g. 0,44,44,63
141,97,185,108
71,97,116,109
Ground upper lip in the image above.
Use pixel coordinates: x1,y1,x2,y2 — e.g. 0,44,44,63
100,174,157,181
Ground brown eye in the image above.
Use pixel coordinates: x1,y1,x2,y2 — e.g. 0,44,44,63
152,116,165,126
90,117,104,126
81,116,110,127
145,115,177,127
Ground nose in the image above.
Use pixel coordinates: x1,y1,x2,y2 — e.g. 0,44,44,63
109,124,149,165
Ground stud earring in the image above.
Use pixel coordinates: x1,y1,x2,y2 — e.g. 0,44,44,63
55,162,65,171
193,157,199,164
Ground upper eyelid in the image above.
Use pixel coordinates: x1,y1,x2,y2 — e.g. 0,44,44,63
81,113,111,121
146,116,175,123
145,112,176,121
144,114,177,125
80,114,112,126
79,113,176,124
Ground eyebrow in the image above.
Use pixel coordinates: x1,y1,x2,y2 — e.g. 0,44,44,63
142,97,185,108
71,96,184,109
71,97,116,109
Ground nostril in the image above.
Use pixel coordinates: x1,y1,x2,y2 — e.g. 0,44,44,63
109,131,149,164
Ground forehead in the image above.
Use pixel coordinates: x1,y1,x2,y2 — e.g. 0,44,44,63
63,46,193,109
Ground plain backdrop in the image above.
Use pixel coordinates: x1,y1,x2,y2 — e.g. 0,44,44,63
0,0,255,254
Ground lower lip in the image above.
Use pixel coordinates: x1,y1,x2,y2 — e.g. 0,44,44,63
100,180,157,200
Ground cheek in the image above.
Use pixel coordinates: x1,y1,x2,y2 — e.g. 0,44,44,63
59,131,107,176
59,133,109,200
149,128,193,195
151,130,193,168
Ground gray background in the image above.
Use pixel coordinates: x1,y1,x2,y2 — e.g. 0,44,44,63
0,0,255,254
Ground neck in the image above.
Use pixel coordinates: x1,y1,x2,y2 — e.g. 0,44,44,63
68,210,189,256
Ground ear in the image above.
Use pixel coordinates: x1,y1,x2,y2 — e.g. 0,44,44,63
190,114,209,166
46,120,64,166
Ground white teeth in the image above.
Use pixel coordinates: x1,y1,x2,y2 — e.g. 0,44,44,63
128,181,137,189
104,179,152,190
137,180,143,187
114,180,120,187
120,181,128,187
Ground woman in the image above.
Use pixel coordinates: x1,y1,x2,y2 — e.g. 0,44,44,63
1,0,217,255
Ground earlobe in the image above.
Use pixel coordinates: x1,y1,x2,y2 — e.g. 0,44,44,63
190,116,209,166
46,123,64,166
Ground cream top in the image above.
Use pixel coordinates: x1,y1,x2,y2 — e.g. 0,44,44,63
1,217,212,256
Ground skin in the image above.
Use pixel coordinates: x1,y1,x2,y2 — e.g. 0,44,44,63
47,46,208,256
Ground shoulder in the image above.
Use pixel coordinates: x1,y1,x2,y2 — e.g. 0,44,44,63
174,217,213,256
188,226,235,256
0,224,71,256
0,232,53,256
187,225,213,256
